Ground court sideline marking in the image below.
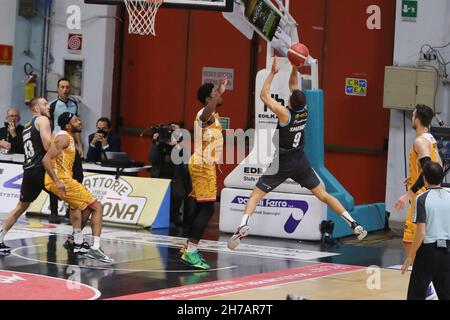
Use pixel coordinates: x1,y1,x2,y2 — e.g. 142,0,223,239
10,245,238,274
108,263,365,300
8,228,340,261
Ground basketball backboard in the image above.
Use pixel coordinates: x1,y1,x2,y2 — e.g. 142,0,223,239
224,0,296,57
84,0,233,11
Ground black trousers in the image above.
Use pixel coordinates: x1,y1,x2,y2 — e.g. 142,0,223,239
408,243,450,300
50,152,84,216
170,180,186,224
183,200,214,241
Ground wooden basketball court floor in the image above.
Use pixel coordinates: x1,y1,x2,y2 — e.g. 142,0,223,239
0,209,411,300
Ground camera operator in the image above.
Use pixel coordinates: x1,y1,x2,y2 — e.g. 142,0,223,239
86,117,121,162
149,123,189,228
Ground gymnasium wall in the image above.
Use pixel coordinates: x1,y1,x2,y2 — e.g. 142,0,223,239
386,0,450,223
10,1,46,122
1,0,117,149
5,0,448,220
263,0,394,205
0,0,398,207
119,0,395,205
320,0,394,205
47,0,117,148
0,0,17,117
119,9,253,183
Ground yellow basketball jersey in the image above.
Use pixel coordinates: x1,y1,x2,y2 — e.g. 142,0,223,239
408,133,439,190
191,109,223,165
45,131,76,183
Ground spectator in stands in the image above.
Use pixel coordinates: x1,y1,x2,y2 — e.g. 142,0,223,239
0,108,24,154
86,117,121,162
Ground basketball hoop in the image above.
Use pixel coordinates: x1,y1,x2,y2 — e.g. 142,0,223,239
124,0,164,36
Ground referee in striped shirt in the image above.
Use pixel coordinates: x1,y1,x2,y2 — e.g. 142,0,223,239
402,161,450,300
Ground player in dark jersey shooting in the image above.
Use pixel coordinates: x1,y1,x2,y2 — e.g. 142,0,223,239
228,58,368,250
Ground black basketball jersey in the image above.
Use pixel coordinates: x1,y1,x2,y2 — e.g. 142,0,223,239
23,116,46,170
276,107,308,153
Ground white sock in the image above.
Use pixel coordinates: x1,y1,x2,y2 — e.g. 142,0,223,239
73,229,83,245
0,228,7,243
240,214,250,227
186,241,198,253
340,211,355,226
92,236,101,250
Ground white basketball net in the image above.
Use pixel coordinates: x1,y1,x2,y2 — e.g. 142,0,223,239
124,0,164,36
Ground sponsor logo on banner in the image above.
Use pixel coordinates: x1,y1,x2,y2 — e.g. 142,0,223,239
28,173,170,228
243,167,263,175
222,189,325,240
39,175,147,225
2,161,170,228
257,94,284,125
231,196,309,234
84,175,147,225
345,78,367,96
243,166,264,183
255,69,294,129
0,163,23,211
3,173,23,189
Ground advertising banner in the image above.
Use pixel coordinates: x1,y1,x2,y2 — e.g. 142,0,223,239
0,162,172,229
220,188,326,240
28,173,170,228
0,162,23,212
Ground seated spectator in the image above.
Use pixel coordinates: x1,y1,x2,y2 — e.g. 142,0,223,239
0,108,24,154
86,117,121,162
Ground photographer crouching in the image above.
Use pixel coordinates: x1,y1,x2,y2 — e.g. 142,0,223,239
149,123,190,229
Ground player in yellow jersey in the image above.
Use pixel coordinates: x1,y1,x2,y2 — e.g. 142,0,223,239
43,112,113,263
180,75,227,270
395,104,442,299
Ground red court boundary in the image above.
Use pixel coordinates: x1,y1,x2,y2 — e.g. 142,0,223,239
108,263,364,300
0,270,101,300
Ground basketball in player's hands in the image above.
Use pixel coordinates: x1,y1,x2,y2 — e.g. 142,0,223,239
288,43,310,68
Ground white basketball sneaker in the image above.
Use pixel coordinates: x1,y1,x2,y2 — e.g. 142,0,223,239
227,225,250,250
351,222,368,240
